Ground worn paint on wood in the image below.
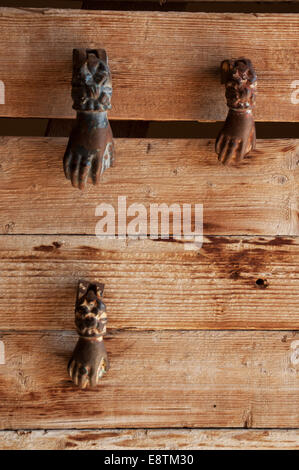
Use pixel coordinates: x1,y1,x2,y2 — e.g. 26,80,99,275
0,428,298,450
0,9,298,121
0,330,298,429
0,235,299,330
1,138,299,235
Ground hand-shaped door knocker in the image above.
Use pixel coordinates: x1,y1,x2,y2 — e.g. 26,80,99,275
216,58,257,165
64,49,114,189
68,280,109,388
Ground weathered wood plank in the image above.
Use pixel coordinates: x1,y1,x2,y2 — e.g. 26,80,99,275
1,138,299,236
0,234,299,330
0,428,298,450
0,9,298,121
0,330,298,429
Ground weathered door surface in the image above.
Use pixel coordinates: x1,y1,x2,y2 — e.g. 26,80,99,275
0,0,298,450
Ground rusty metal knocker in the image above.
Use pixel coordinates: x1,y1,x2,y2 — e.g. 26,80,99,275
215,58,257,165
68,280,109,388
63,49,114,189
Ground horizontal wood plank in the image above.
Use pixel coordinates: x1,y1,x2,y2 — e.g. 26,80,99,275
0,235,299,330
0,428,298,450
0,330,298,429
1,138,299,236
0,9,298,121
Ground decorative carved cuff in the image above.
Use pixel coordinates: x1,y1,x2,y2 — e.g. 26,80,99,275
72,49,112,113
221,58,257,112
75,280,107,339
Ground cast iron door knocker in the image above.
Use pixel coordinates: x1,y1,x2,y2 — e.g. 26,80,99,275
216,58,257,165
64,48,114,189
68,280,109,389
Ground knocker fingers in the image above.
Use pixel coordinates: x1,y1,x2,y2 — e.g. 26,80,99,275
91,155,100,186
218,136,230,163
64,152,96,189
77,365,90,389
78,154,93,190
63,147,72,180
215,133,225,155
70,153,82,188
221,139,239,165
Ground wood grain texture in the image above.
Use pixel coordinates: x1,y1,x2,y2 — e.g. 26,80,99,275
0,234,299,330
0,330,298,429
0,9,298,121
1,137,299,236
0,429,298,450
